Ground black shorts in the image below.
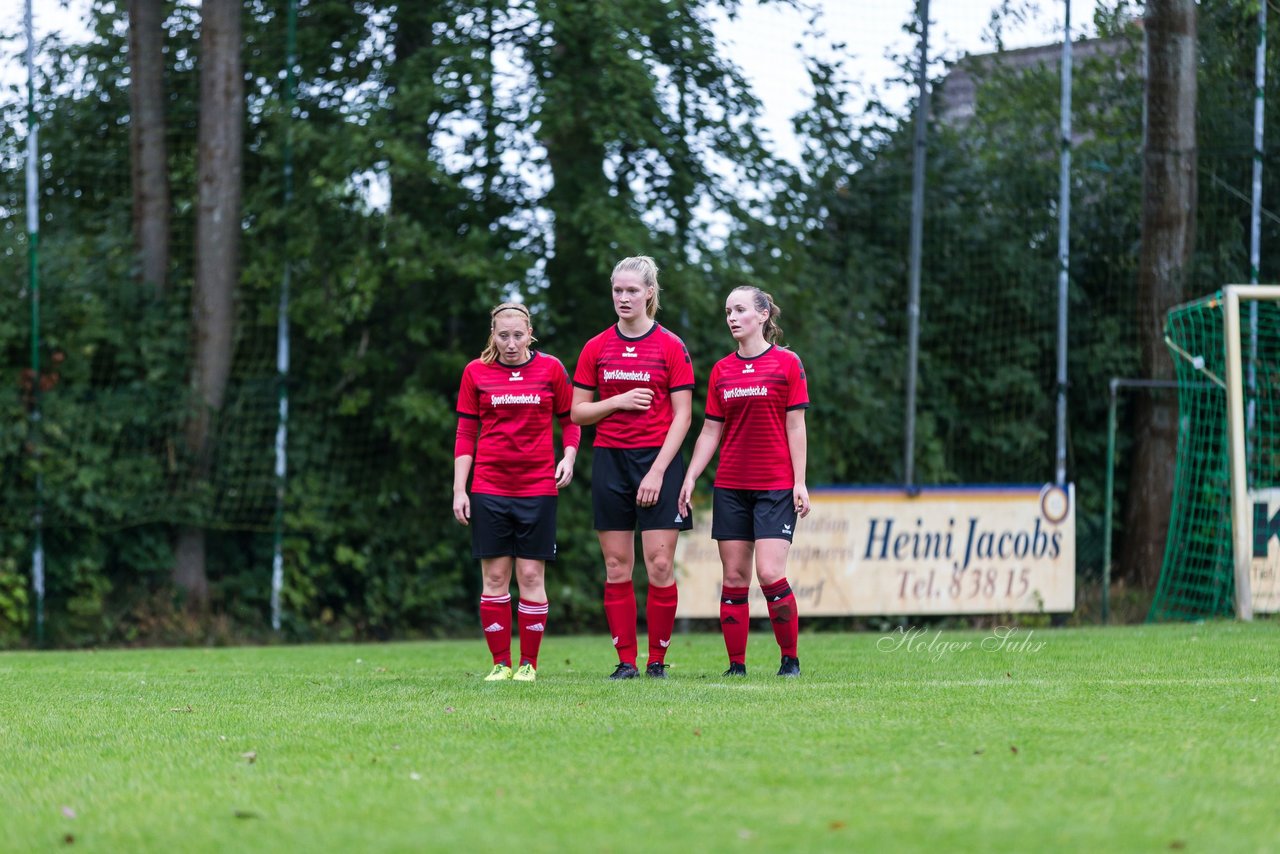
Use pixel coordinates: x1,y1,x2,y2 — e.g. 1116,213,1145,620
591,447,693,532
470,493,558,561
712,488,797,542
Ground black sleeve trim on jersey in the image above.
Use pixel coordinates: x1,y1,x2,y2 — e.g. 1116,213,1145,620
669,384,695,393
572,381,597,391
556,410,572,419
457,412,480,420
785,403,810,411
706,414,726,422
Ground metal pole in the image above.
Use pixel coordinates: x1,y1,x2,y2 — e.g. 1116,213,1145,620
25,0,45,646
1103,380,1116,624
1247,1,1265,437
271,0,298,633
903,0,929,489
1054,0,1073,486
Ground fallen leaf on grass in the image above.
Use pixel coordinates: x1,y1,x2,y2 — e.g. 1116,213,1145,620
1009,745,1018,755
693,729,702,737
973,750,984,755
375,667,387,673
829,821,847,831
1169,841,1186,850
61,806,76,819
444,706,455,714
241,751,257,764
63,834,74,845
233,810,260,820
170,705,193,713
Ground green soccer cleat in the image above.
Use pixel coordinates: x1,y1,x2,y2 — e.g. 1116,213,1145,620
484,663,513,682
512,663,537,682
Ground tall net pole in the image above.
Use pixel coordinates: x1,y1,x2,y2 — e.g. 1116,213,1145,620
1247,1,1266,438
1054,0,1073,487
271,0,298,633
25,0,45,645
903,0,929,489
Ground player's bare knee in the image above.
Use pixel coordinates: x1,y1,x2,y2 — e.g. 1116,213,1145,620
603,555,633,583
515,563,543,589
646,556,674,586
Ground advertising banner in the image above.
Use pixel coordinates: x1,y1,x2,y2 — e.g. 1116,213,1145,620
674,484,1075,617
1250,488,1280,613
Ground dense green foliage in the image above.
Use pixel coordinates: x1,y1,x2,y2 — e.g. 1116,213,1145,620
3,623,1279,850
1,0,1278,644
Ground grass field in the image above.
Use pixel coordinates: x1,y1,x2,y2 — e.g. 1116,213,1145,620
2,622,1278,852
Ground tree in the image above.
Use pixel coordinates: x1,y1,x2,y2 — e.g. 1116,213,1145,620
174,0,244,608
1122,0,1198,589
128,0,170,295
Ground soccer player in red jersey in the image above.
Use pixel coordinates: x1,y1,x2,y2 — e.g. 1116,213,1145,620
453,303,581,683
571,256,694,679
679,286,810,677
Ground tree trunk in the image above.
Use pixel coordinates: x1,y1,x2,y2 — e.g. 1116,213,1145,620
1122,0,1197,590
175,0,243,608
128,0,169,294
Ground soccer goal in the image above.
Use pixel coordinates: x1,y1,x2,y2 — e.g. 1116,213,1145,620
1153,285,1280,621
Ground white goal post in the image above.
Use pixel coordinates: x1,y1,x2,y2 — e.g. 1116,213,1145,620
1223,284,1280,621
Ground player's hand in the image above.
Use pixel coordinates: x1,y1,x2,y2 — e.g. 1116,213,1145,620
453,490,470,526
555,455,575,489
677,480,694,518
793,484,811,519
636,468,663,507
613,387,655,411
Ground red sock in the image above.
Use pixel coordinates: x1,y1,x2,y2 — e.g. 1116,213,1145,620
517,599,549,668
604,580,638,665
719,584,750,665
646,582,678,665
480,594,512,666
762,578,799,658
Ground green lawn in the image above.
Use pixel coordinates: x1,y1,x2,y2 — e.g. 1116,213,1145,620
2,622,1277,852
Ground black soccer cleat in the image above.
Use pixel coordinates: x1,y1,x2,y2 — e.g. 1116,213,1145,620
609,662,640,680
645,661,668,679
777,656,801,677
722,662,747,677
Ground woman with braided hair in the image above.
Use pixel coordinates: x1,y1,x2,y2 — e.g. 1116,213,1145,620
679,286,810,677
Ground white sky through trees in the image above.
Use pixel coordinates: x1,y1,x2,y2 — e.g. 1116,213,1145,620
5,0,1099,165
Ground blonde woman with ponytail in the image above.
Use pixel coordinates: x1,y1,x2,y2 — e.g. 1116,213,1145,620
453,302,580,683
570,256,695,680
679,286,809,678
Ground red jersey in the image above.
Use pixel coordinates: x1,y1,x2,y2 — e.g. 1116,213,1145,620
455,351,580,497
705,345,809,490
572,323,695,448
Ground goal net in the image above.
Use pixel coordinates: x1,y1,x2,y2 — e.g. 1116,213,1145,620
1152,286,1280,620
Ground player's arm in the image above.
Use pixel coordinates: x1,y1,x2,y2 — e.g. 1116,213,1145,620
636,389,692,507
786,408,810,518
453,416,478,525
571,385,654,425
678,417,723,517
555,413,580,489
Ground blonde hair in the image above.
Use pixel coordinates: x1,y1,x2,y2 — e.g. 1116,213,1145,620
612,256,661,319
480,302,536,364
730,286,783,344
